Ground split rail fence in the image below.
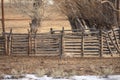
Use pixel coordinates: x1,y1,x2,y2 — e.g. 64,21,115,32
0,28,120,57
0,36,5,55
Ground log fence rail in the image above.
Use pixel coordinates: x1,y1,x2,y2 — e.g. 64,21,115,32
0,28,120,57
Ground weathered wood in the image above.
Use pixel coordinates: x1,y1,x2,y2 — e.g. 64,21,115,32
83,52,99,55
28,31,31,55
5,35,7,55
63,39,81,41
116,0,120,26
34,35,37,55
37,48,58,50
0,36,5,54
99,29,103,57
64,49,81,52
81,31,84,57
2,28,120,57
84,39,99,42
108,32,120,55
30,54,59,56
10,36,13,55
8,29,12,55
36,43,59,45
37,46,59,49
59,28,64,58
64,35,80,38
84,43,99,46
36,51,59,54
64,44,81,46
64,47,81,49
112,28,119,48
84,49,99,52
64,41,81,43
105,35,113,56
12,50,28,52
12,51,28,54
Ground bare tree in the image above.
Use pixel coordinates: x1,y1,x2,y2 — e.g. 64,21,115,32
54,0,120,32
11,0,44,33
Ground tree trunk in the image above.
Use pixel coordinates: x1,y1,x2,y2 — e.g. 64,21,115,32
29,0,42,33
68,16,90,32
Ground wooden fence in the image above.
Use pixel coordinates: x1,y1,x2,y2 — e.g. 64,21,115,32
63,31,100,57
5,33,60,56
102,28,120,56
0,36,5,55
1,28,120,57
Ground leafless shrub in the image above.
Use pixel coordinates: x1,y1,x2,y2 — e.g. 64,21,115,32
0,71,5,79
35,68,46,77
10,0,46,33
11,68,24,78
54,0,119,31
90,65,114,78
50,68,67,78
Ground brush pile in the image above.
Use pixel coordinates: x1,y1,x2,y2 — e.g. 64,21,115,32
55,0,119,30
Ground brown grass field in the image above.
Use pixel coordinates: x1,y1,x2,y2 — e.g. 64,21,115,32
0,4,120,76
0,5,71,33
0,56,120,76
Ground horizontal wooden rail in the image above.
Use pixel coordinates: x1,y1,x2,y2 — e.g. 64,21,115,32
0,28,120,57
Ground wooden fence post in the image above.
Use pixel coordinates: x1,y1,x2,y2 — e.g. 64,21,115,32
99,29,103,57
9,34,12,55
34,32,37,55
8,29,12,55
116,0,120,26
5,35,8,55
28,30,31,56
59,27,64,58
50,28,54,34
81,31,84,57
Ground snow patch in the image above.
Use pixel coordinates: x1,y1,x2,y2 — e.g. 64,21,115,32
46,0,54,5
1,74,120,80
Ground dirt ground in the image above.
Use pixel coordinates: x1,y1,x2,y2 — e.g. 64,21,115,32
0,5,71,33
0,56,120,76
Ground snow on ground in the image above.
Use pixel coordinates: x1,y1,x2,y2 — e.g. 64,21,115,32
2,74,120,80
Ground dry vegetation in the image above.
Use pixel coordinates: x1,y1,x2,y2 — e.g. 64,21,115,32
0,0,119,76
0,56,120,77
0,0,119,33
55,0,119,30
0,3,71,33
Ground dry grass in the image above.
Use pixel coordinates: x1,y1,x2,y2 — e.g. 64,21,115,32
0,4,71,33
90,65,114,78
50,68,68,78
0,71,5,79
35,68,46,77
10,68,24,78
0,56,119,76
